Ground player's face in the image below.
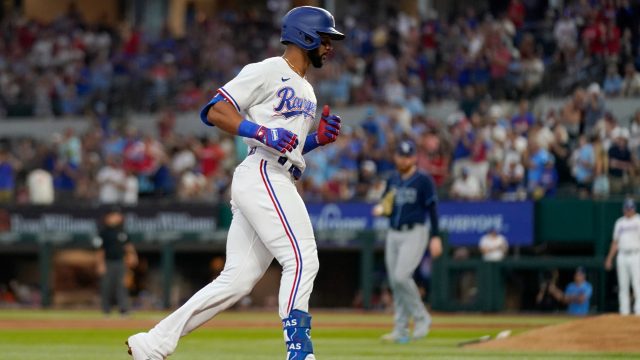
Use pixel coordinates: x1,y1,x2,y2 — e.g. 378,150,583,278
105,212,123,226
394,154,416,173
308,36,333,68
624,208,636,217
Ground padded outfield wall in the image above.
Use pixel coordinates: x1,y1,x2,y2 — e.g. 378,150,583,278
0,198,627,311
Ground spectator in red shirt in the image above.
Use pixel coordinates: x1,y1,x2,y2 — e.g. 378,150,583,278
197,137,225,178
507,0,526,29
581,16,606,57
176,80,205,111
417,130,450,187
603,20,621,58
156,108,176,141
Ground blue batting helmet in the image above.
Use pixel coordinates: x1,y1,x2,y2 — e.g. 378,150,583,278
280,6,345,51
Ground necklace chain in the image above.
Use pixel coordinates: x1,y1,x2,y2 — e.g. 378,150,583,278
282,56,304,78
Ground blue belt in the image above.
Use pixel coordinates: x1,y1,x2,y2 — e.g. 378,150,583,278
248,147,302,180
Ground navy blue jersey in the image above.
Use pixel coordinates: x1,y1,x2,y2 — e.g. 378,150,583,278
384,170,439,236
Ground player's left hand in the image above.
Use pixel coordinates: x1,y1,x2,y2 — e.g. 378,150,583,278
429,236,443,258
317,105,341,145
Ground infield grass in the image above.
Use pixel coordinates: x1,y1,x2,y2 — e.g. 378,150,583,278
0,310,636,359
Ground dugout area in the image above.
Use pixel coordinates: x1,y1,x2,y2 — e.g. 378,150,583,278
0,198,629,313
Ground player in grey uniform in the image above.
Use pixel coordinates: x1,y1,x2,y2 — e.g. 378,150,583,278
373,140,441,343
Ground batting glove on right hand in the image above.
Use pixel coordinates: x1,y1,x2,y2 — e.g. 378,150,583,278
316,105,341,145
255,126,299,153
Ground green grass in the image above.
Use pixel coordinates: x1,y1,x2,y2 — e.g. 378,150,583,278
0,310,637,359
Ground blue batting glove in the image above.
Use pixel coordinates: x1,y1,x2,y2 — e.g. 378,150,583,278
238,120,298,153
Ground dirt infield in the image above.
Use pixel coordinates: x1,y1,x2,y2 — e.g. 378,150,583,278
472,314,640,352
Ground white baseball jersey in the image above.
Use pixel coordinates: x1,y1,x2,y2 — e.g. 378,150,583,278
140,57,322,358
216,57,318,171
613,214,640,251
613,213,640,315
479,234,508,261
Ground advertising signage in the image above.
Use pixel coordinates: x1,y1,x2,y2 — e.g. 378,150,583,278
306,201,534,246
0,201,534,247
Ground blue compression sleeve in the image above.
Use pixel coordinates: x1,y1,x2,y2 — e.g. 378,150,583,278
302,133,320,154
199,93,226,126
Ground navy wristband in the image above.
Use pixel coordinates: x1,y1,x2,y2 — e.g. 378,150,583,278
238,119,261,139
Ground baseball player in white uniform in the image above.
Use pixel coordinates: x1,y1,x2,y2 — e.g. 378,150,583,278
605,198,640,315
126,7,344,360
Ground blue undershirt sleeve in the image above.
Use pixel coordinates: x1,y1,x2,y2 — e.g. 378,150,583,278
199,93,226,126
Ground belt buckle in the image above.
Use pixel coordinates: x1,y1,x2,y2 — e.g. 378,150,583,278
278,155,301,180
288,165,301,180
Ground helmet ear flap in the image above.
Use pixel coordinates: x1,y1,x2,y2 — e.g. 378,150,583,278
302,32,316,47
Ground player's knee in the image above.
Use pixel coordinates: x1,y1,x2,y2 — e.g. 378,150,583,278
389,272,411,286
218,270,258,296
283,309,314,358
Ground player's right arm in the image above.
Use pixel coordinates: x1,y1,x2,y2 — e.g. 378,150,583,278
203,99,246,134
604,220,620,270
95,230,106,275
202,97,298,153
199,62,298,153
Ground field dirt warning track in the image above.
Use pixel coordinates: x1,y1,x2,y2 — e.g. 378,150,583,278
472,314,640,353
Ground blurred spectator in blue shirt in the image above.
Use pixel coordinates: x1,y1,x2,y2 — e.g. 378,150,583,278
583,83,606,135
607,128,632,196
360,108,380,139
53,160,78,200
0,148,17,203
532,157,558,199
571,134,596,198
526,141,553,195
563,267,592,316
496,160,526,201
511,99,534,136
58,128,82,166
602,64,623,97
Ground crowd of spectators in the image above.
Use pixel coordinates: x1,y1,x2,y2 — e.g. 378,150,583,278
1,1,640,205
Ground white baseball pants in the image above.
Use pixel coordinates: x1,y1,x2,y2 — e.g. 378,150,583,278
144,152,319,357
616,251,640,315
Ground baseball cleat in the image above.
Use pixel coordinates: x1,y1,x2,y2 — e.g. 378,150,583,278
412,319,430,340
126,333,164,360
380,332,410,344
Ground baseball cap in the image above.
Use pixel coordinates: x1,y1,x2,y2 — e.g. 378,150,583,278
623,198,636,211
104,205,123,216
396,140,416,156
576,266,586,275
